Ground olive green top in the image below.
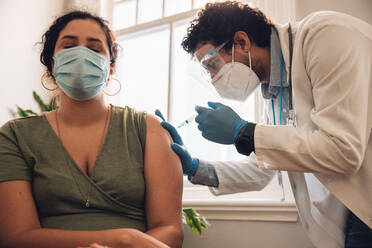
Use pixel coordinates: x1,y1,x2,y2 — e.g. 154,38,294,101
0,106,147,231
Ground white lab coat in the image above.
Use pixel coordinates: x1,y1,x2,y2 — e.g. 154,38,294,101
207,11,372,248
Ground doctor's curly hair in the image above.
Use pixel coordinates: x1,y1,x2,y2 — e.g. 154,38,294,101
181,1,273,54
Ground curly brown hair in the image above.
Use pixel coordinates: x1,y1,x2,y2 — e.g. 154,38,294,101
181,1,273,54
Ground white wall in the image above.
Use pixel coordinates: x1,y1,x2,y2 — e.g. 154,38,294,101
183,219,314,248
0,0,65,125
295,0,372,24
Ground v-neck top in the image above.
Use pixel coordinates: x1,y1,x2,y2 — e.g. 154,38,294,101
0,106,147,231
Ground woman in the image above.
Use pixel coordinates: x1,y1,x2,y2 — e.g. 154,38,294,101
0,11,183,248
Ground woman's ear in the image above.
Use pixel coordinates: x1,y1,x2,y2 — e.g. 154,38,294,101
233,31,251,52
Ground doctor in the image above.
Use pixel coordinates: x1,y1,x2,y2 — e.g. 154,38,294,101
156,1,372,248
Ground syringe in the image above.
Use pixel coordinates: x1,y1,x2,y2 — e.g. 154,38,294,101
177,114,197,128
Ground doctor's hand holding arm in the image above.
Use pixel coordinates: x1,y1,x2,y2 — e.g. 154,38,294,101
155,110,199,176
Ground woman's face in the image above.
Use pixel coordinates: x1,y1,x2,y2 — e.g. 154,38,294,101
54,18,112,69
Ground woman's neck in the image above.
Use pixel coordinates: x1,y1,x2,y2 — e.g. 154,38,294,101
57,92,110,126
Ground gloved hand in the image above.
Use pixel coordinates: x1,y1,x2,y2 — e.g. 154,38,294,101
195,102,248,144
155,110,199,175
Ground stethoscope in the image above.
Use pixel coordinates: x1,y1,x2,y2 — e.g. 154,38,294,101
270,53,284,125
271,24,294,126
272,24,294,201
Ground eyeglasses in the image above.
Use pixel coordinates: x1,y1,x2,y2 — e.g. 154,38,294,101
194,41,228,82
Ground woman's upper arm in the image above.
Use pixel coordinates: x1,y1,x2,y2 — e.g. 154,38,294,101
0,180,41,244
0,121,40,244
143,114,183,230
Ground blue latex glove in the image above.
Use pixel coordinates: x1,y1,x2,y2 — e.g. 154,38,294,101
195,102,248,144
155,109,199,175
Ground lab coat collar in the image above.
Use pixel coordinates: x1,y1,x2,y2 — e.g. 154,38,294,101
261,27,289,100
274,22,292,80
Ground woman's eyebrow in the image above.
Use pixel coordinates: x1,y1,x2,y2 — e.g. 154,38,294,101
59,36,103,43
87,37,103,43
60,35,78,41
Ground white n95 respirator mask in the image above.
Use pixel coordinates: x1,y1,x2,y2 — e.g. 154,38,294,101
211,43,260,101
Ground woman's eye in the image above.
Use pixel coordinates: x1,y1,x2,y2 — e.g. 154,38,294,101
88,44,102,52
63,45,75,49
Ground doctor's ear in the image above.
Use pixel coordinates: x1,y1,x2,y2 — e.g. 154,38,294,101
233,31,251,52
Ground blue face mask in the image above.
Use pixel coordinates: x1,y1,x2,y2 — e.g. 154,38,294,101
54,46,109,101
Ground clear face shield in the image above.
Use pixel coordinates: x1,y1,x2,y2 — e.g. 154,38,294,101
194,41,229,84
191,41,260,102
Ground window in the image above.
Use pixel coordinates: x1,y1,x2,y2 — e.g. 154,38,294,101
116,27,170,113
109,0,297,220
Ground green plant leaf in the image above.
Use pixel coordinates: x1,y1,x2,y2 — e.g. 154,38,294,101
16,105,27,118
16,105,38,117
48,96,58,111
33,91,49,112
24,109,39,116
182,208,210,235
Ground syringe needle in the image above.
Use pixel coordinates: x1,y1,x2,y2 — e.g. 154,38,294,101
177,114,196,129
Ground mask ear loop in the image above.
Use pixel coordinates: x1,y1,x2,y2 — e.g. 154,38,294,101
232,42,235,64
248,51,252,69
224,43,235,87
